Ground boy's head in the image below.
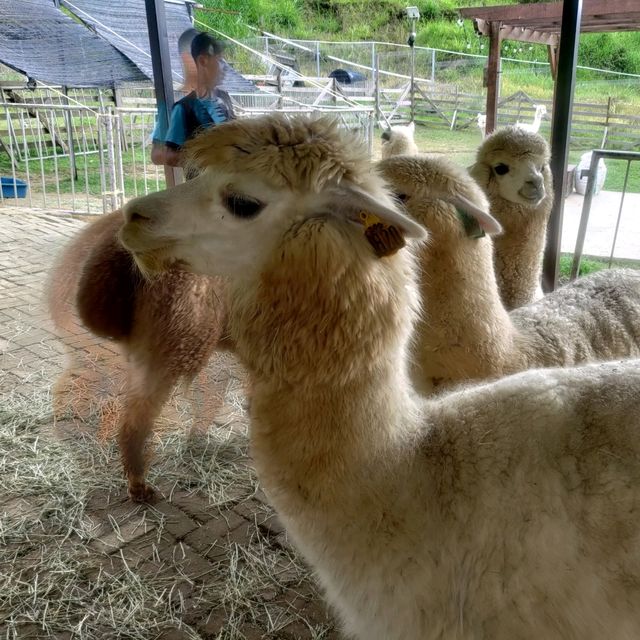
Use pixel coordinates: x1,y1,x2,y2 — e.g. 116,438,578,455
190,32,226,88
177,28,198,89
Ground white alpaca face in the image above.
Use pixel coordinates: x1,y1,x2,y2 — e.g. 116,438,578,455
490,156,547,207
120,169,426,280
120,170,313,278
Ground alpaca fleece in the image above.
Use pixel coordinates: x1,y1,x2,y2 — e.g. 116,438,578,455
380,154,640,392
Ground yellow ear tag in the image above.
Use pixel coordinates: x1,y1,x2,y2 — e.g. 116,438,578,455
358,211,406,258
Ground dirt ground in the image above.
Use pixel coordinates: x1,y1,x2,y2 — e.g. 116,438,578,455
0,207,339,639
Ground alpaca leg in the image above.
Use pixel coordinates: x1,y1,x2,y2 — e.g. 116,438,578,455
118,362,176,502
187,355,225,438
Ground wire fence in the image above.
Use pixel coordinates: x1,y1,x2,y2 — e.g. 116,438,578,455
0,100,162,213
230,36,640,100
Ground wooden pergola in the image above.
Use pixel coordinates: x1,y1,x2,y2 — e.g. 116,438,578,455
459,0,640,290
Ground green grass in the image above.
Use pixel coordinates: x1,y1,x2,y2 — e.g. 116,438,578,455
559,254,640,284
0,148,164,201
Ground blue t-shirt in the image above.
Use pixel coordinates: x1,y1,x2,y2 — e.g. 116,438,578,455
151,102,169,144
164,91,233,149
150,90,189,144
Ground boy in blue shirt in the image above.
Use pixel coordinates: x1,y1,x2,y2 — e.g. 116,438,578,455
150,28,198,166
160,32,235,169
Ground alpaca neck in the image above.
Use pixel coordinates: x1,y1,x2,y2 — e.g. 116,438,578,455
249,368,413,515
413,231,516,388
230,231,420,517
491,199,549,310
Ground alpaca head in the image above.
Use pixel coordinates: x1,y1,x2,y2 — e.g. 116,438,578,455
121,115,426,385
477,113,486,132
121,114,426,282
380,121,418,159
469,126,551,208
534,104,547,120
378,154,501,241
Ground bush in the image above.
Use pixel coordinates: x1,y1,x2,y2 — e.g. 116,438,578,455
197,0,303,38
579,33,640,75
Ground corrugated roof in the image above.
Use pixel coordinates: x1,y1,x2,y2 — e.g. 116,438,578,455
0,0,147,87
60,0,257,93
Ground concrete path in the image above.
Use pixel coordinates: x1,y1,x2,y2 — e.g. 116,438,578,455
561,190,640,261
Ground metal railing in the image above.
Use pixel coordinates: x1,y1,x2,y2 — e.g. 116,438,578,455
570,149,640,279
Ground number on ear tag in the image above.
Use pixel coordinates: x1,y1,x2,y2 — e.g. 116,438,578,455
359,211,406,257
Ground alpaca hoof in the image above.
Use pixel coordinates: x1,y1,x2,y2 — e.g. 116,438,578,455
128,482,155,503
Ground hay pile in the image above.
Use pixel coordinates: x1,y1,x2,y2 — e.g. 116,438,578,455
0,376,334,639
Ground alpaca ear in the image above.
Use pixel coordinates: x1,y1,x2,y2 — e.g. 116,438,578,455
323,184,427,256
407,121,415,135
448,193,502,236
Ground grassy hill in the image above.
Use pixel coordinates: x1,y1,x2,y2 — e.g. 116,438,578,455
197,0,640,75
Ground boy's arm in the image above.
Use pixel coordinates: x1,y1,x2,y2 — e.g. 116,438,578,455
163,103,188,167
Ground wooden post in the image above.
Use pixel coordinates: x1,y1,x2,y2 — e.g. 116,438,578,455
547,45,559,81
484,21,502,135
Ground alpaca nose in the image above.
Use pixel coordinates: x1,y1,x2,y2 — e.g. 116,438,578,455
123,195,162,226
526,175,543,191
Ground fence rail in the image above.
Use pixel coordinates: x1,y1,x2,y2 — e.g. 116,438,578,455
570,150,640,278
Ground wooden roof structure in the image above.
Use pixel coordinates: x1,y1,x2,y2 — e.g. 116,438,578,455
460,0,640,47
458,0,640,290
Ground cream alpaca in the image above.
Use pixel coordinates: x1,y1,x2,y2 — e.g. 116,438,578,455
380,154,640,392
380,121,418,159
470,126,553,309
120,114,640,640
516,103,547,133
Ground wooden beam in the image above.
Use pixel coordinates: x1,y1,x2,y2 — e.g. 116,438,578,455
461,2,565,24
475,19,559,45
485,21,501,136
461,0,640,35
461,0,639,24
500,25,559,46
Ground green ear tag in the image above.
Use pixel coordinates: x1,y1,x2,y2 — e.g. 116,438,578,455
456,208,485,239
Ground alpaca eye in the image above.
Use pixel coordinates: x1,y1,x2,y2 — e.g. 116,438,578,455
223,193,264,219
395,192,409,202
493,164,509,176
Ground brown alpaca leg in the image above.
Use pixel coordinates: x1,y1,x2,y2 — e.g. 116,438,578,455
186,357,226,438
118,362,176,502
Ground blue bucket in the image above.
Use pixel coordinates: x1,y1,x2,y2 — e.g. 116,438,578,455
1,177,28,198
